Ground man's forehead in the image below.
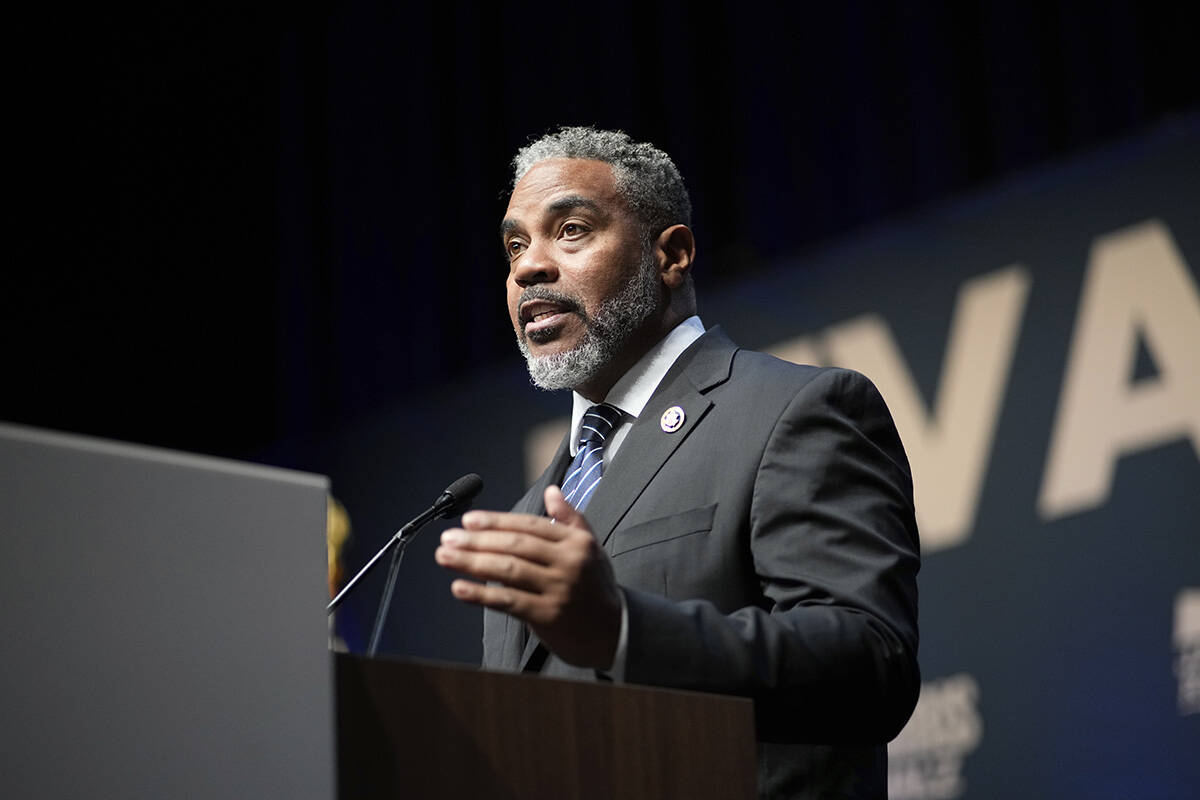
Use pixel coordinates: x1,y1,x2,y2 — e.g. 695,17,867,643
504,158,621,221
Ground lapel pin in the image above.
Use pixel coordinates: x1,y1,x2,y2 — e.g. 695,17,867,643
660,406,685,433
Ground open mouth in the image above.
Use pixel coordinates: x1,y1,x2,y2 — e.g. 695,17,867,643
520,298,576,338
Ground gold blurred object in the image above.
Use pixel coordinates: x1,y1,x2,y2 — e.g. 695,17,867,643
327,495,352,600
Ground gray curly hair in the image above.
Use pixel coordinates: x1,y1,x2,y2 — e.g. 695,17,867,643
512,126,692,244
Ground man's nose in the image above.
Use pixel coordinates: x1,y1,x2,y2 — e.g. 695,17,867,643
511,240,559,288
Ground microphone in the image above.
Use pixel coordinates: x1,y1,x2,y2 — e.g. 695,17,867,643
327,473,484,617
428,472,484,525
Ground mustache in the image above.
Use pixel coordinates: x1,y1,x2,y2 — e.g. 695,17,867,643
517,285,584,317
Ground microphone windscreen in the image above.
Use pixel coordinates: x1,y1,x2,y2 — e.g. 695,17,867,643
441,473,484,515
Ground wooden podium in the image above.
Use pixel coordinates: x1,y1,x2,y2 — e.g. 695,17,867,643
336,654,756,799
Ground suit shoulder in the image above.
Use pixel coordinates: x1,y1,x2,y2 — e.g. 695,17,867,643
731,348,879,395
727,350,897,429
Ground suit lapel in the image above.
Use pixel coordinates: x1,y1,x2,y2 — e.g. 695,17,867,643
585,327,737,548
518,327,739,672
585,391,711,549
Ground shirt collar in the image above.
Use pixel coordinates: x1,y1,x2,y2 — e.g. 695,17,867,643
569,316,705,453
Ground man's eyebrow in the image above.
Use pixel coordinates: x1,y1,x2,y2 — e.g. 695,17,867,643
500,195,604,239
546,195,602,216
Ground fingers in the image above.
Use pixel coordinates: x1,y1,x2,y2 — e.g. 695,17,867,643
460,508,568,541
448,579,579,631
456,485,594,541
437,488,604,631
450,579,542,620
450,578,511,607
439,488,621,668
439,528,558,565
435,543,553,590
544,485,587,528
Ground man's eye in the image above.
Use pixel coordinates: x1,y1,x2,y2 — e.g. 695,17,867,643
561,222,588,237
506,240,525,258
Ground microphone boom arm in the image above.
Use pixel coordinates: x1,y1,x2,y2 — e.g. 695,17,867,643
326,511,428,616
326,473,482,617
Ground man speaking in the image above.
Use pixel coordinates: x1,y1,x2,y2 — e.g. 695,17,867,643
435,127,920,798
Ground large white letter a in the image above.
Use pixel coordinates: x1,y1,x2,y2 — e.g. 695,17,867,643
1039,220,1200,520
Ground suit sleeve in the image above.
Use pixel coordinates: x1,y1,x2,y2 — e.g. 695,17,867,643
621,368,920,744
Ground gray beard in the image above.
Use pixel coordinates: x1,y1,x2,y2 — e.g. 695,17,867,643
517,254,661,392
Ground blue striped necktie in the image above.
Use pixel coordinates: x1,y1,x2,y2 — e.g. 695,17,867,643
560,403,623,511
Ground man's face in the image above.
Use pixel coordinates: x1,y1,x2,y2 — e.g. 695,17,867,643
501,158,662,393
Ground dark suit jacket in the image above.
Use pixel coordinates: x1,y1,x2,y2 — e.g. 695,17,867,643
482,328,920,799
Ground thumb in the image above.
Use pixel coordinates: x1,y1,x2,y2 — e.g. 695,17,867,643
545,485,585,527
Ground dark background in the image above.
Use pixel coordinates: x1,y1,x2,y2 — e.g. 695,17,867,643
7,1,1197,466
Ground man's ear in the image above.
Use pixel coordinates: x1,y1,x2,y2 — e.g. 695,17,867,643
655,224,695,290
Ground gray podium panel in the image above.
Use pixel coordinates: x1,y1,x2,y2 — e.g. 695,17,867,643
0,423,334,799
